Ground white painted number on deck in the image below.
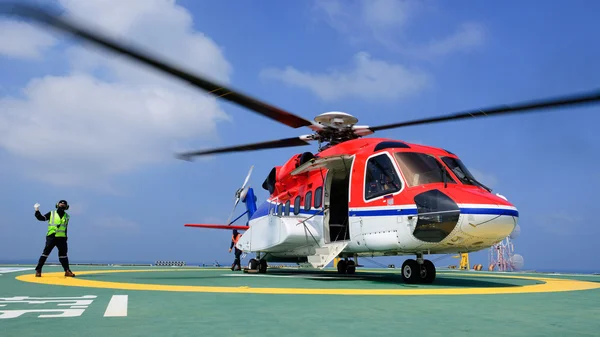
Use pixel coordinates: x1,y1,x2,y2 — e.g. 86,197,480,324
0,267,35,275
0,295,128,319
104,295,128,317
0,295,96,319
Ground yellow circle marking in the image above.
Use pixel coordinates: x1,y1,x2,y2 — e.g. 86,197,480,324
15,269,600,296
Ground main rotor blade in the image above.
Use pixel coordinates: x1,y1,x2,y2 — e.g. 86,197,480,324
369,89,600,132
176,136,312,160
0,3,313,129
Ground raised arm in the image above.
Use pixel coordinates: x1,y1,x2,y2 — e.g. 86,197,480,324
33,203,49,221
35,210,50,221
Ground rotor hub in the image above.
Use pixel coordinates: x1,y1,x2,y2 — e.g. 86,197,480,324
311,112,365,150
314,112,359,128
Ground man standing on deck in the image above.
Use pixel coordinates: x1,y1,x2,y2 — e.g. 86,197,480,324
229,229,242,271
33,200,76,277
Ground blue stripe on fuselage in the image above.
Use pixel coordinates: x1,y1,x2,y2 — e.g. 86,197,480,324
460,208,519,217
250,201,518,220
251,201,270,219
347,208,518,217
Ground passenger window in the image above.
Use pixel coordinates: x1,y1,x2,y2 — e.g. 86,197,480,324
314,186,322,208
277,203,283,216
285,200,290,216
305,191,312,210
293,196,301,215
365,153,402,200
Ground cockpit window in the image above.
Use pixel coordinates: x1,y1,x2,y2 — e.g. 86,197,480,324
393,152,455,187
441,156,490,190
365,153,402,200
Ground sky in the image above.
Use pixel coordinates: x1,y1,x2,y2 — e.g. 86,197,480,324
0,0,599,272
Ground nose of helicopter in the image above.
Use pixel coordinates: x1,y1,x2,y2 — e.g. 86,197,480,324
411,188,518,244
459,204,518,240
434,187,519,240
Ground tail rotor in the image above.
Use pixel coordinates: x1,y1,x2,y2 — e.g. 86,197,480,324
226,165,254,225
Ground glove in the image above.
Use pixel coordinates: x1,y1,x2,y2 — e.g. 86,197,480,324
34,203,40,211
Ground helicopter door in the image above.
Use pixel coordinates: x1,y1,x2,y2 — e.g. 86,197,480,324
323,168,352,243
291,154,354,243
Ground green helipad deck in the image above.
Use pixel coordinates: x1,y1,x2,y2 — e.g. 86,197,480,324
2,265,599,336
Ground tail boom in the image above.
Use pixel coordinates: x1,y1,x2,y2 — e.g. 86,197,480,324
184,224,250,230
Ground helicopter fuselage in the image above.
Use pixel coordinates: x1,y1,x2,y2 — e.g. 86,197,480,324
236,137,518,263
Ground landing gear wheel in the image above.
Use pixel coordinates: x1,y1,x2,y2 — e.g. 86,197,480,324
419,259,436,284
346,260,356,274
259,259,267,273
337,260,347,274
248,258,258,271
401,259,421,284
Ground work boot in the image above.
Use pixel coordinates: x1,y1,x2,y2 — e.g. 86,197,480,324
35,270,41,277
64,270,75,277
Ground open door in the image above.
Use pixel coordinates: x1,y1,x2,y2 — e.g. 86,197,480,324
293,155,354,244
324,168,351,243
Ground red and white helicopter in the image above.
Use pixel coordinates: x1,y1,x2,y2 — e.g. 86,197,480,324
6,3,599,283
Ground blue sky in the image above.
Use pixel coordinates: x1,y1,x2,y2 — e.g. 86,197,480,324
1,0,599,272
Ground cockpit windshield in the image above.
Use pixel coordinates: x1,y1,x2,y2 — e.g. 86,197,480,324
440,156,490,191
393,152,455,187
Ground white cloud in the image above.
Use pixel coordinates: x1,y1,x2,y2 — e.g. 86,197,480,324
314,0,414,38
0,19,57,59
313,0,485,58
262,0,484,102
409,22,485,59
361,0,412,29
0,0,232,190
260,51,430,101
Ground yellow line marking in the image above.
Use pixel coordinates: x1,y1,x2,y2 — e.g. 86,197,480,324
15,269,600,296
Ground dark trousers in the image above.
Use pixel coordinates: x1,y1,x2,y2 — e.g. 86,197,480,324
35,236,71,272
232,248,242,270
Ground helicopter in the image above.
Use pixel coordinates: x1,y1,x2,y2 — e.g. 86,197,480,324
4,3,600,284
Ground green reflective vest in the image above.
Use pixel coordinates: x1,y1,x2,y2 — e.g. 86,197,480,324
47,211,70,237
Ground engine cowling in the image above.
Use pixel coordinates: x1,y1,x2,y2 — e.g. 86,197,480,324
261,152,315,196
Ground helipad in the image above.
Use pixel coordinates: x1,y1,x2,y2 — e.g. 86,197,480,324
3,265,600,336
14,267,600,296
